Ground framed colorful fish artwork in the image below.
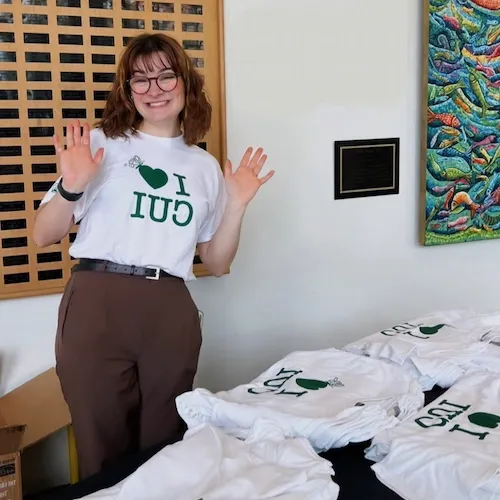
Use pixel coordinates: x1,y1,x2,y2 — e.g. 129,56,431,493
421,0,500,246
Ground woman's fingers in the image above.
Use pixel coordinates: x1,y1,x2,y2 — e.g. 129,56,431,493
224,159,233,179
249,148,264,170
254,153,268,176
81,122,90,146
64,121,90,149
93,147,104,165
259,169,275,185
66,123,74,148
73,120,81,145
53,134,63,154
240,147,253,169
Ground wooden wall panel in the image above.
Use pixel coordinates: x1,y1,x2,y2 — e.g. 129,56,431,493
0,0,226,299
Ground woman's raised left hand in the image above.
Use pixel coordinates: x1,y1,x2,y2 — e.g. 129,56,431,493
224,147,275,209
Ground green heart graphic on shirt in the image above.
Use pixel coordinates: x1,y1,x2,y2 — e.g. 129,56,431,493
419,324,445,335
138,164,168,189
295,376,344,390
468,412,500,429
295,378,329,390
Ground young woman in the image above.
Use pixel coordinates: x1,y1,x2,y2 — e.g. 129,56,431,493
32,32,274,479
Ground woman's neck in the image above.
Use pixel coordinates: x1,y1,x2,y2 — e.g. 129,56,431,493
138,120,181,138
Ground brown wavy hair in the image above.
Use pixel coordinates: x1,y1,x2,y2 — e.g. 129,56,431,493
97,32,212,146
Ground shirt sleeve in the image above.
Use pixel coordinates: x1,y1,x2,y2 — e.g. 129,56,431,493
38,128,104,223
197,161,227,244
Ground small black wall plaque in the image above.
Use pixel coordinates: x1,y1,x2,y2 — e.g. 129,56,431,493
334,137,399,200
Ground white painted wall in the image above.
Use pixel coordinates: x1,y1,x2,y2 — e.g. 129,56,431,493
2,0,500,491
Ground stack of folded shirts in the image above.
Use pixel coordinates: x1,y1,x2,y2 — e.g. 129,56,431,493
82,420,340,500
342,309,500,390
176,348,424,452
365,372,500,500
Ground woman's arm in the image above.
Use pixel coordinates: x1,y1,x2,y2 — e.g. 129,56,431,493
198,147,274,276
198,201,246,276
32,194,76,247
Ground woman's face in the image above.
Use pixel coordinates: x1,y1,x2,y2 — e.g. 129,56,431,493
129,51,185,130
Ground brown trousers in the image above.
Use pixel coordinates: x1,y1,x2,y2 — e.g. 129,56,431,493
55,269,202,480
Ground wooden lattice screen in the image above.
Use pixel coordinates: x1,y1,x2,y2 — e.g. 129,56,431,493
0,0,226,300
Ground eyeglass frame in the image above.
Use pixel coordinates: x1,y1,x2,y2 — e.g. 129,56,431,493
126,72,181,95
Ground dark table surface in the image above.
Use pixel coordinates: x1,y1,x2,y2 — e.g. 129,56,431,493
26,387,446,500
319,386,446,500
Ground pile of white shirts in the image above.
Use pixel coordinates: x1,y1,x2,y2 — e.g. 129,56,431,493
176,347,424,452
80,420,339,500
365,372,500,500
342,309,500,390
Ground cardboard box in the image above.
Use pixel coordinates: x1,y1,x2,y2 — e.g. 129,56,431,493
0,369,72,499
0,425,25,500
0,369,71,449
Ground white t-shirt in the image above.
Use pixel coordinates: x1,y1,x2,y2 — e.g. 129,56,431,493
342,309,500,390
365,372,500,500
176,348,424,452
80,420,340,500
40,128,227,280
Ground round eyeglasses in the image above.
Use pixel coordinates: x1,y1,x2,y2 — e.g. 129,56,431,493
128,72,180,95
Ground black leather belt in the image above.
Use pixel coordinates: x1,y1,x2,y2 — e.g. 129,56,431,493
72,258,175,280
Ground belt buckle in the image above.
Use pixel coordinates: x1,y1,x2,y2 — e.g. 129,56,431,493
146,266,161,280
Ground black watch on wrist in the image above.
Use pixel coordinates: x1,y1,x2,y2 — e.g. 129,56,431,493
57,179,84,202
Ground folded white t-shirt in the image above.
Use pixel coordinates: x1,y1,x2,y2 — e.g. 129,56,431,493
342,309,500,390
455,311,500,345
365,372,500,500
176,348,424,452
80,420,339,500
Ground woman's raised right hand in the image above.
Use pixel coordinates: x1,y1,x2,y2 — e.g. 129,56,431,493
53,120,104,194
